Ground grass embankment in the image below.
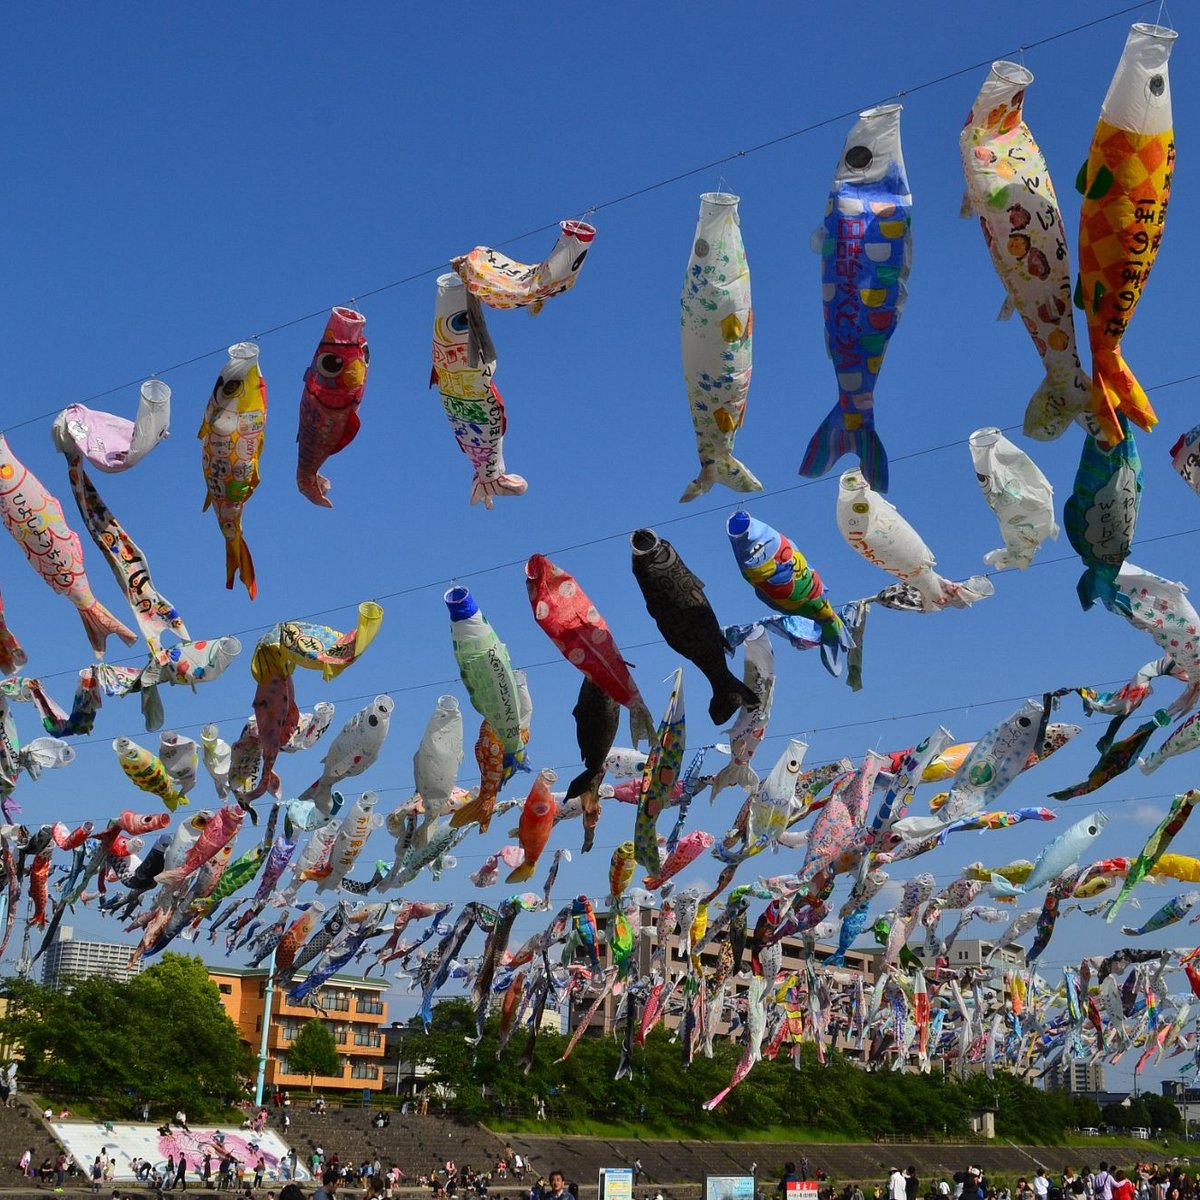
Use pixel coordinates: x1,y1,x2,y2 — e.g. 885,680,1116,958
488,1118,891,1142
489,1120,1196,1156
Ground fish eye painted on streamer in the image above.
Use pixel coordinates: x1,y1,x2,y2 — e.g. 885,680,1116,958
844,145,872,171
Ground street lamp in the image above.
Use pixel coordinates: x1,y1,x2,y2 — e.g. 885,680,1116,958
389,1024,406,1097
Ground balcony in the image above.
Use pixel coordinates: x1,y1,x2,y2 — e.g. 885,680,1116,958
355,998,384,1015
353,1033,382,1048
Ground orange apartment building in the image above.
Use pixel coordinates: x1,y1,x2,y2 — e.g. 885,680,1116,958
210,966,388,1093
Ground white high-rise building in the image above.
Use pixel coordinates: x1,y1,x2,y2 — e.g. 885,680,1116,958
1045,1059,1107,1094
40,927,144,991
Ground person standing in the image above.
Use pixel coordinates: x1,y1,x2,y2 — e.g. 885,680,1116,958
633,1160,646,1186
1111,1172,1135,1200
960,1170,984,1200
173,1153,187,1191
91,1156,103,1193
1034,1170,1050,1200
889,1169,907,1200
314,1166,341,1200
254,1157,266,1189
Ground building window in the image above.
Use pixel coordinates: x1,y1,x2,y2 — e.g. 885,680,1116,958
355,998,384,1015
276,1054,289,1074
322,993,350,1012
255,1018,262,1033
354,1031,382,1048
218,984,232,995
350,1063,379,1080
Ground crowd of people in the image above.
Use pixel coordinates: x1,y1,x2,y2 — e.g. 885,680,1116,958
859,1161,1199,1200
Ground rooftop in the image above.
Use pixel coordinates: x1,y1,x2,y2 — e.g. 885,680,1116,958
207,966,388,991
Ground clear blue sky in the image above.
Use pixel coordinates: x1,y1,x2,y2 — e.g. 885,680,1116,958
3,2,1198,1092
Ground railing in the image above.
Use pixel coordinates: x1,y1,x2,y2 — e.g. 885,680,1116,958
871,1132,986,1144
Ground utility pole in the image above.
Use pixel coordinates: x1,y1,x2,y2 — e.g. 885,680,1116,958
254,949,277,1107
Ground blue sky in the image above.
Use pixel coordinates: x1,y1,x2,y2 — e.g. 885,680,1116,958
3,2,1199,1090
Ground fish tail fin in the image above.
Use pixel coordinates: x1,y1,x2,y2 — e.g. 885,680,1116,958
565,766,599,802
77,601,137,657
505,860,535,883
154,866,187,889
679,455,763,503
0,628,26,675
469,472,528,510
708,676,759,727
1024,371,1087,441
226,536,258,600
799,401,888,492
447,805,477,830
989,872,1020,899
296,468,333,509
1076,567,1130,616
629,700,657,748
709,762,760,802
1090,348,1157,445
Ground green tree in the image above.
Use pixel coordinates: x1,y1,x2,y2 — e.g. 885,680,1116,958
0,953,250,1120
1103,1101,1130,1129
288,1019,340,1093
1072,1094,1103,1129
125,954,252,1114
399,999,1082,1142
1143,1092,1183,1134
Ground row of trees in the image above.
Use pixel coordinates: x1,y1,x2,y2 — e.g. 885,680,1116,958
0,965,1175,1143
0,954,252,1119
400,999,1083,1143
